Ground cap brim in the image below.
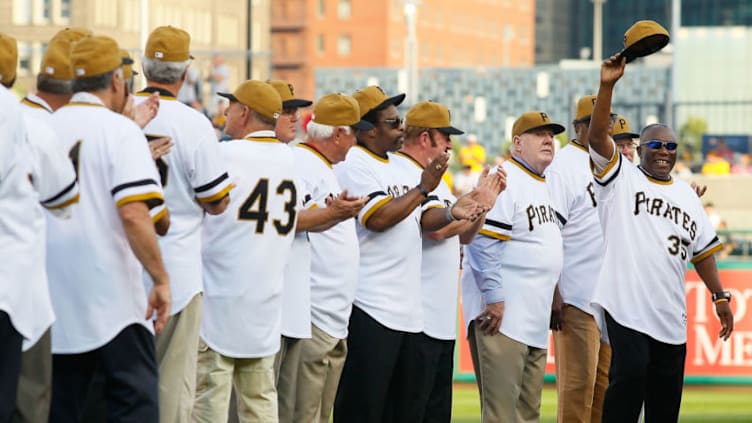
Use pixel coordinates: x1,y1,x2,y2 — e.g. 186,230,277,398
618,33,670,63
376,93,406,110
351,119,375,131
437,126,464,135
526,123,566,136
283,99,313,108
613,132,640,141
217,92,237,101
122,57,134,65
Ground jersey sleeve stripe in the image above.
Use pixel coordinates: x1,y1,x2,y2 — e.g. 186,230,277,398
115,192,165,208
421,195,439,206
593,154,622,187
555,211,567,226
592,147,619,179
478,229,510,241
197,183,234,204
367,191,387,201
41,179,78,206
361,196,393,226
691,243,724,264
424,204,443,211
45,193,79,210
111,179,159,196
194,172,230,193
151,206,168,223
485,218,512,231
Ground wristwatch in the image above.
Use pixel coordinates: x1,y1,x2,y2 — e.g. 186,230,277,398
712,290,732,304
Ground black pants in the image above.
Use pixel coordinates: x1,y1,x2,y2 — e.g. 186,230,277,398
602,312,686,423
387,332,454,423
0,311,23,422
50,324,159,423
334,306,414,423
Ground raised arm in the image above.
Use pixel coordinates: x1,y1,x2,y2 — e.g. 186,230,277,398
588,55,626,160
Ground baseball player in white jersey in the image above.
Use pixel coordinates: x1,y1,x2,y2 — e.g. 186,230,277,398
45,36,171,422
462,111,565,423
332,87,480,422
588,55,733,423
276,93,371,423
389,100,504,423
134,26,233,423
0,33,81,423
193,80,293,423
546,95,614,423
611,114,640,163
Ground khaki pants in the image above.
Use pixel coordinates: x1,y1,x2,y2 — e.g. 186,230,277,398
468,322,546,423
274,335,303,422
277,324,346,423
553,305,612,423
13,329,51,423
156,293,202,423
193,339,278,423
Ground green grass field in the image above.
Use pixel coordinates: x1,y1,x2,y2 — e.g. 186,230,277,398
451,383,752,422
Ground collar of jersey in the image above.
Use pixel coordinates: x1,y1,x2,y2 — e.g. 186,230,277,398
394,151,423,169
299,143,333,168
637,165,673,185
66,92,106,108
137,86,177,100
510,156,545,181
569,139,588,152
243,130,279,143
355,143,388,163
22,93,53,112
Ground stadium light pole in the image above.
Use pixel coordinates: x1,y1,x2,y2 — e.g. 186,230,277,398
404,0,420,106
667,0,681,129
592,0,606,62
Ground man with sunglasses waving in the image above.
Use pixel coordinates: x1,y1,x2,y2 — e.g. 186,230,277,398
587,54,734,423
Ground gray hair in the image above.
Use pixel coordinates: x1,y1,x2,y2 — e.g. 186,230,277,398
307,121,351,140
640,123,673,141
37,74,73,94
142,57,190,84
73,68,122,93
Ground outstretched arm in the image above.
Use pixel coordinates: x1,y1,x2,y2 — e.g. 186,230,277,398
588,55,626,160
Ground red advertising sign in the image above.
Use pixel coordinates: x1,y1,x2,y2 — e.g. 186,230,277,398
455,269,752,382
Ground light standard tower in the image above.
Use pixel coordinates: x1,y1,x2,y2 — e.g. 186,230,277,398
404,0,419,105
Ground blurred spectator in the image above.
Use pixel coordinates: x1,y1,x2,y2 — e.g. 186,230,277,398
453,164,479,196
715,138,734,164
701,151,730,175
672,161,693,179
208,54,229,105
459,134,486,172
731,153,752,174
178,66,202,106
703,202,722,230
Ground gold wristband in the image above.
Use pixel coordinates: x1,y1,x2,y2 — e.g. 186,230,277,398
713,298,729,304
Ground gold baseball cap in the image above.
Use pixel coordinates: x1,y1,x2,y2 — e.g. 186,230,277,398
51,27,92,44
39,38,75,79
121,49,138,79
71,36,132,79
0,33,18,84
574,94,615,122
267,80,312,108
145,26,193,62
352,85,406,118
219,80,282,121
312,93,373,130
612,115,640,141
512,111,565,138
405,100,463,135
619,20,670,63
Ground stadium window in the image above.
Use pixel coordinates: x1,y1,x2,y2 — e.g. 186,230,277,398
338,0,351,19
60,0,71,19
337,34,351,56
42,0,51,20
317,0,325,17
17,42,31,75
316,34,325,55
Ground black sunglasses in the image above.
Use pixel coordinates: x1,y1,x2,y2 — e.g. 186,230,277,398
642,140,678,151
378,117,403,129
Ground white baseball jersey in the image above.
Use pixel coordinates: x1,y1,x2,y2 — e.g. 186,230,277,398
0,86,40,341
545,141,602,316
20,112,79,350
135,90,233,315
293,143,360,339
201,131,298,358
334,145,423,332
392,152,459,340
47,92,167,354
590,143,722,344
21,93,54,122
462,157,563,349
